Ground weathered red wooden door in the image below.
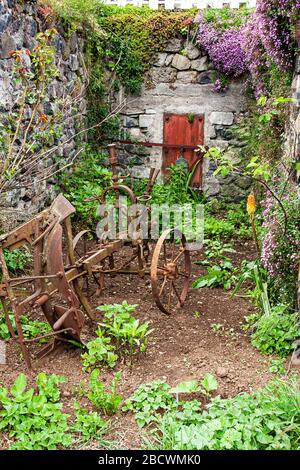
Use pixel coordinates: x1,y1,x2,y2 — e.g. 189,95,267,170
163,113,204,187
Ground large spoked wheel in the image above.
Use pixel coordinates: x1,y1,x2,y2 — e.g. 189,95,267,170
151,228,191,315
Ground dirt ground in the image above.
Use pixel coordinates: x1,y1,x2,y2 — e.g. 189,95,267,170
0,239,297,449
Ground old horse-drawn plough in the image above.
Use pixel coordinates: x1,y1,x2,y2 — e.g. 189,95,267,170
0,144,192,368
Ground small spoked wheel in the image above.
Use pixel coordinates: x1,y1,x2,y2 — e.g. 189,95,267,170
151,228,191,315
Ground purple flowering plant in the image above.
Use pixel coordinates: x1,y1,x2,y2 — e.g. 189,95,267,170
196,2,299,96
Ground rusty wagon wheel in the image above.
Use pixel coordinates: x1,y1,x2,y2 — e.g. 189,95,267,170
151,228,191,315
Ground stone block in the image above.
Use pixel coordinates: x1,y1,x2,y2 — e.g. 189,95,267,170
171,54,191,71
165,38,182,53
0,12,11,34
210,112,234,126
124,116,139,128
0,33,16,59
150,66,176,84
197,71,213,84
215,126,234,140
154,52,167,67
165,54,173,66
69,54,79,72
234,175,252,190
139,114,155,128
176,71,198,84
185,43,200,60
191,56,208,72
129,127,144,139
203,175,220,197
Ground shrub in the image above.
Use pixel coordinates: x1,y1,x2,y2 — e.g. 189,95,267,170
251,307,299,357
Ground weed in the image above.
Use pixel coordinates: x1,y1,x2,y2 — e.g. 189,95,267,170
0,374,72,450
123,375,218,428
0,312,51,341
88,370,122,415
72,402,108,441
193,257,237,290
146,377,300,450
81,328,118,372
36,373,66,402
123,380,175,428
211,323,224,333
268,358,286,375
3,247,32,274
98,302,153,366
251,307,299,357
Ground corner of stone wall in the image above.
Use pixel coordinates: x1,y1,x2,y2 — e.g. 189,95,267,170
0,0,88,232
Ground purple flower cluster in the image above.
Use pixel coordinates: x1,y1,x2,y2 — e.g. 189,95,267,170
196,13,247,80
261,191,300,280
243,0,299,97
196,1,300,97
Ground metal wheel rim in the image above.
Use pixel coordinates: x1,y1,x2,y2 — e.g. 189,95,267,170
151,228,191,315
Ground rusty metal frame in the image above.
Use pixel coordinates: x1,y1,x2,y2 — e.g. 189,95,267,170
0,144,194,368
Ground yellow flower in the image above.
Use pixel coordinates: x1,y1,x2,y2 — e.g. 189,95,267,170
247,193,256,217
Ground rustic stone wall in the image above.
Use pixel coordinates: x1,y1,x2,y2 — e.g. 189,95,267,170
0,0,87,231
117,38,252,201
292,22,300,187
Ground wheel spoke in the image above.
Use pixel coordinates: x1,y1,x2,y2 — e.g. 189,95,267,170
157,265,168,272
163,243,167,263
172,249,184,263
159,276,168,296
172,281,182,304
171,241,176,260
167,281,173,310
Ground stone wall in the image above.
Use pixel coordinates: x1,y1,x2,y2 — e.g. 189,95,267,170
292,22,300,187
0,0,87,231
117,38,252,201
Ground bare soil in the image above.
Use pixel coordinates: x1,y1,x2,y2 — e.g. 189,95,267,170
0,239,297,449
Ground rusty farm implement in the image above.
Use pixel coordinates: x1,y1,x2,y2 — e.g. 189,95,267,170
0,144,192,368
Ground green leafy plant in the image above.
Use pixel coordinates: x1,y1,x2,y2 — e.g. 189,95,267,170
201,373,218,395
204,215,236,239
170,374,218,399
211,323,224,334
81,328,118,372
251,307,299,357
193,257,237,290
98,302,153,366
60,150,112,226
124,374,218,428
0,373,72,450
268,358,286,375
36,373,66,402
198,239,236,265
233,260,271,315
123,380,175,428
72,401,108,442
3,248,32,273
0,312,51,341
147,377,300,450
88,369,122,415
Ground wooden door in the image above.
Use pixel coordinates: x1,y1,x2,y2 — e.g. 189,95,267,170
163,113,204,187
